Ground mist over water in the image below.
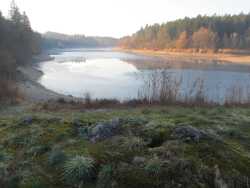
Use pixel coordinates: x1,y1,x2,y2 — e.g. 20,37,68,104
37,48,250,102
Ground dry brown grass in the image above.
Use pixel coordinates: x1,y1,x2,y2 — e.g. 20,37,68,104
117,48,250,64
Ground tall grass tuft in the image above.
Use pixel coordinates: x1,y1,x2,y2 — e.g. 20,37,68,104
63,156,95,187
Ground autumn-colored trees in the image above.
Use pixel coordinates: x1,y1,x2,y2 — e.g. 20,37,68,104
191,27,218,50
119,13,250,51
176,31,189,49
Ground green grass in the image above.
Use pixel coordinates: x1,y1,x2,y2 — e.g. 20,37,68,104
0,105,250,187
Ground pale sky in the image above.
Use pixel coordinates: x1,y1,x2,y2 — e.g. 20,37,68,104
0,0,250,38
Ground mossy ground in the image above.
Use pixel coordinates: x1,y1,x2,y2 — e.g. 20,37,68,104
0,105,250,187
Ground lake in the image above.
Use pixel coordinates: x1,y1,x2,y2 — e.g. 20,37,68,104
37,48,250,103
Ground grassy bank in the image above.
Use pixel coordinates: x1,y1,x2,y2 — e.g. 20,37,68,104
117,48,250,64
0,104,250,187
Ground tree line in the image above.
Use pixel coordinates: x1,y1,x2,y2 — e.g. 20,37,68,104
119,14,250,51
42,32,117,49
0,1,41,102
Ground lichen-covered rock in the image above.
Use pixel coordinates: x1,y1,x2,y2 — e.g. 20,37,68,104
89,118,122,143
133,156,146,166
172,125,208,142
19,116,33,126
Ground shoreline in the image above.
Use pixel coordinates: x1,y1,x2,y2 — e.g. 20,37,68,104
117,48,250,65
16,55,75,102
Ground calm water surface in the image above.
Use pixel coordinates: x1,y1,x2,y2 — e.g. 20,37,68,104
37,48,250,102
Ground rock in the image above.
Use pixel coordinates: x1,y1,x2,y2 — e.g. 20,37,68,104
19,116,33,125
133,156,146,165
172,125,207,142
89,118,122,143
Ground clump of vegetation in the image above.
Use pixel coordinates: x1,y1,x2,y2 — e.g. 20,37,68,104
144,157,163,176
63,156,95,187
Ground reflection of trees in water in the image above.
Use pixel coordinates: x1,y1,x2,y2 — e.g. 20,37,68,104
137,69,250,105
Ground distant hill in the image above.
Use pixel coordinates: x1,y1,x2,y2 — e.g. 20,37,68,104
42,32,118,49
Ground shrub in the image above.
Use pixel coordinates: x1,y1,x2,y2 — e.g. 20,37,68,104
63,156,95,186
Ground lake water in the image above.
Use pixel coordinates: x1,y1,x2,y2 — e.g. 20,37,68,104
37,48,250,103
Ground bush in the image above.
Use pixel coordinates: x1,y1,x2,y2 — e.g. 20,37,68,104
63,156,95,186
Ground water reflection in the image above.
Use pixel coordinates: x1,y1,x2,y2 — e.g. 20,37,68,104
38,58,141,99
38,48,250,103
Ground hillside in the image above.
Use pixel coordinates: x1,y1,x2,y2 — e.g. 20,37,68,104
42,32,118,49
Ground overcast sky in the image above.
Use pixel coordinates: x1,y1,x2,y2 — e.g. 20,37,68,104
0,0,250,38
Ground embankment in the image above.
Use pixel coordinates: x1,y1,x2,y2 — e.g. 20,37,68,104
118,48,250,64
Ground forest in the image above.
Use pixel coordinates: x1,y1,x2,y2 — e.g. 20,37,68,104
119,14,250,51
0,1,41,102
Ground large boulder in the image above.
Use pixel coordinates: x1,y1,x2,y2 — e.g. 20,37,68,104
89,118,122,143
172,125,208,142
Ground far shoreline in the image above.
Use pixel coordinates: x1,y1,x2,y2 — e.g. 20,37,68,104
116,48,250,65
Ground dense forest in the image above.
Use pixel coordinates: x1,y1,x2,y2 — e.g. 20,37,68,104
119,14,250,51
0,1,41,102
42,32,117,49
